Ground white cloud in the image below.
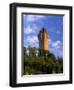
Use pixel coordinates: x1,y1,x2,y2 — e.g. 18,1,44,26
51,40,62,49
48,38,51,45
49,47,63,58
26,15,45,22
27,35,38,43
24,26,35,34
26,15,35,22
49,40,63,58
24,15,46,35
26,35,39,47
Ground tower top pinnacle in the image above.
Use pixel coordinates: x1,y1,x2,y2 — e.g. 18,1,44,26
40,27,47,33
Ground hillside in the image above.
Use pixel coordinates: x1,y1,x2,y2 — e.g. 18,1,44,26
24,50,63,75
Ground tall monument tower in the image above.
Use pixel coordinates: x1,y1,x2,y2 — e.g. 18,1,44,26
38,27,49,51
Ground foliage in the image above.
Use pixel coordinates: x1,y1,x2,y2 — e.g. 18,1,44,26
24,50,63,75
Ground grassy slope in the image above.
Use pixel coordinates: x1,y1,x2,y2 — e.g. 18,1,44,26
24,55,63,75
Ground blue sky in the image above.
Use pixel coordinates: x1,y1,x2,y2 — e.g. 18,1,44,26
23,14,63,58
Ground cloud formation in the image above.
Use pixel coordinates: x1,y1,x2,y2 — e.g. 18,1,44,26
49,40,63,58
24,26,35,34
23,14,63,58
24,35,39,48
51,40,62,49
26,15,45,22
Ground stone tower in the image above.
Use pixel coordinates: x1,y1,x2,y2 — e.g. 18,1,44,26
38,27,49,51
